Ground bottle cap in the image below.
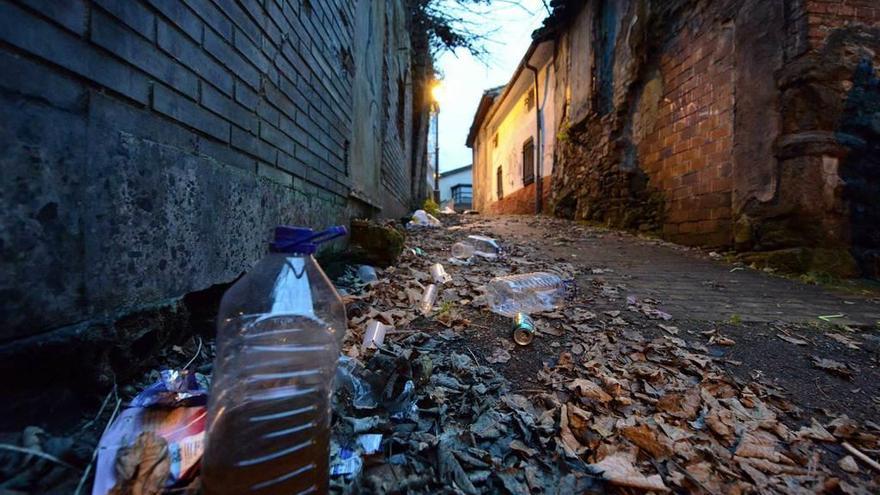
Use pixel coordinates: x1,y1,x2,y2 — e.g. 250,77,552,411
271,225,347,254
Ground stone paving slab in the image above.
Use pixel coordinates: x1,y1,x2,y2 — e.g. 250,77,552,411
470,216,880,326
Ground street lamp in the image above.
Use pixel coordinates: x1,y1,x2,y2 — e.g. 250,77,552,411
430,80,443,203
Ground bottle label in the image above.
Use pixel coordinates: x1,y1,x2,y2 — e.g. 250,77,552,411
270,257,316,318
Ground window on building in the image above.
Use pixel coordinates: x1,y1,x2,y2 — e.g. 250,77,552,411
493,133,499,148
525,88,535,111
496,166,503,199
522,138,535,185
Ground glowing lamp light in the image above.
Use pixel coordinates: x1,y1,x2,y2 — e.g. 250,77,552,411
430,81,444,107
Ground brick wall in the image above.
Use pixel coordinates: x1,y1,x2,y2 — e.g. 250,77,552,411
486,178,552,215
550,0,736,246
0,0,420,342
804,0,880,49
548,0,879,275
637,8,736,247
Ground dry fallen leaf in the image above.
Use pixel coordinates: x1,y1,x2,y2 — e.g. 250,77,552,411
621,422,673,459
825,333,860,350
438,437,478,495
558,404,588,458
486,347,511,364
706,406,736,444
658,324,679,335
588,452,669,492
509,439,537,457
657,388,701,420
796,419,835,442
838,455,859,473
567,379,612,403
777,334,808,346
110,432,170,495
811,356,852,379
735,430,794,465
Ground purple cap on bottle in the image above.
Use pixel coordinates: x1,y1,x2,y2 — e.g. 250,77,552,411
271,225,347,254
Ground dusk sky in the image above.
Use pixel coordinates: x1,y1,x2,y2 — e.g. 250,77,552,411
435,0,548,172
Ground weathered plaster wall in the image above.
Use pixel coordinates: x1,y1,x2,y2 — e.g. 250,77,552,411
439,167,472,203
473,58,556,214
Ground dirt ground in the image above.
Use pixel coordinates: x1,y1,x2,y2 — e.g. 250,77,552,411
427,215,880,424
4,213,880,494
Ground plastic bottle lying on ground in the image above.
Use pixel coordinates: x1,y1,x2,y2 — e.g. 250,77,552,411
467,235,501,258
357,265,378,283
451,242,476,259
430,263,452,284
419,284,438,315
451,235,501,260
406,209,441,229
202,225,347,495
485,272,567,317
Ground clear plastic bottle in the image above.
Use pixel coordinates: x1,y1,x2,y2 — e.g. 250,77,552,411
419,284,438,315
202,226,347,495
485,272,566,317
467,235,501,259
451,242,476,259
451,236,500,260
429,263,451,284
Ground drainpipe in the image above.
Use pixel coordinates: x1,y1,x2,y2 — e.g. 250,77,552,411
524,60,542,214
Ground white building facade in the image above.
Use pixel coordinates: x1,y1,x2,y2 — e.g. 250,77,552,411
467,41,557,214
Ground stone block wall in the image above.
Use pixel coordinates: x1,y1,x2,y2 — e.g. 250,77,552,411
0,0,421,342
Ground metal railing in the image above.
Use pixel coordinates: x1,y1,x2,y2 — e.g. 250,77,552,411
451,184,472,208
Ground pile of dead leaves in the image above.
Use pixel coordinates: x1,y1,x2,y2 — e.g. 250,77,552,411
329,215,880,494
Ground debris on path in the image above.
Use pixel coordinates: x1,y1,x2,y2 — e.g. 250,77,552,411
5,214,879,494
329,214,880,494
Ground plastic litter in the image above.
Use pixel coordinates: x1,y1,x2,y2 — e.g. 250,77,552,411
467,235,501,258
419,284,438,316
451,242,475,259
485,272,568,317
511,312,536,346
362,320,390,349
357,264,378,283
386,380,415,418
451,235,501,260
430,263,452,284
406,209,441,229
357,434,383,455
447,256,472,266
92,369,208,495
330,443,362,477
202,225,347,495
336,356,379,410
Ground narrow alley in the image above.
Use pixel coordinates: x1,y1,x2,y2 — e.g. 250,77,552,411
2,0,880,493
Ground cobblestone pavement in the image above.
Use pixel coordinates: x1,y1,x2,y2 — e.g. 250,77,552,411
470,215,880,327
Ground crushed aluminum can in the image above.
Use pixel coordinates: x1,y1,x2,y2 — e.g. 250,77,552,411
512,313,535,346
